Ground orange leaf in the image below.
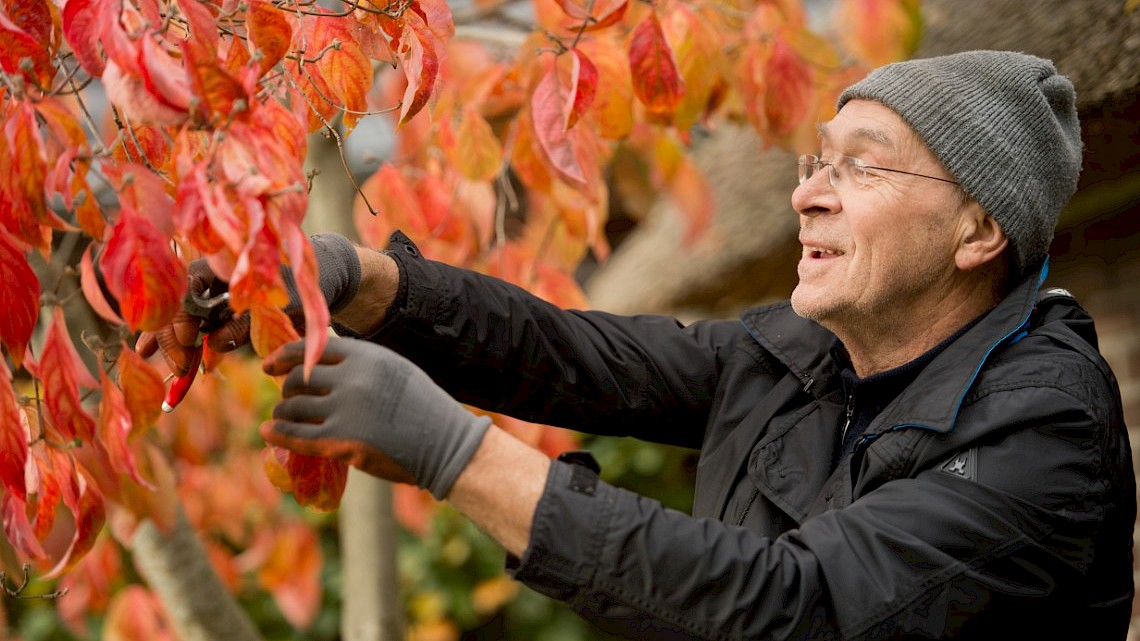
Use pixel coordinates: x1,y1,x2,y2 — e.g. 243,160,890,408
396,11,440,127
0,227,40,368
0,360,29,500
353,163,425,246
99,207,187,332
564,48,598,131
576,36,632,139
531,58,586,186
301,13,371,133
35,308,98,442
103,586,176,641
569,0,628,32
263,446,348,511
667,155,715,244
249,303,300,359
256,522,323,629
392,484,438,535
410,0,454,41
448,107,502,181
183,41,249,125
628,13,685,117
763,36,814,138
663,5,723,131
116,347,165,437
835,0,921,68
247,0,292,75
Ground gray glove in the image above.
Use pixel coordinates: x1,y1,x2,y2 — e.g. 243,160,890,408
260,337,491,500
147,233,362,357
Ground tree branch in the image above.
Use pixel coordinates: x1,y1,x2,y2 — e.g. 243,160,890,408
132,509,263,641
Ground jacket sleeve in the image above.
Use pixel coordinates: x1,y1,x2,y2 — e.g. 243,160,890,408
346,232,745,448
509,383,1132,640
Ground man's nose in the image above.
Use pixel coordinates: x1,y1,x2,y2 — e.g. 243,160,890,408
791,170,840,217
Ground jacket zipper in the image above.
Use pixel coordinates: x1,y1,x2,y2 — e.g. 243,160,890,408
840,392,855,445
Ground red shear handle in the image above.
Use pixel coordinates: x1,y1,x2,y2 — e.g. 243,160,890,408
162,341,206,413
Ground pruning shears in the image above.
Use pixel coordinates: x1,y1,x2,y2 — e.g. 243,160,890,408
161,289,231,413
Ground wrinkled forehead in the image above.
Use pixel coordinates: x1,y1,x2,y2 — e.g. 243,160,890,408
817,100,929,162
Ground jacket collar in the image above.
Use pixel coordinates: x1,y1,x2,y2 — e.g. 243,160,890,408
739,263,1046,433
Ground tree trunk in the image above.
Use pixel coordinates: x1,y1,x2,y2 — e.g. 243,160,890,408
305,130,406,641
339,471,405,641
132,509,262,641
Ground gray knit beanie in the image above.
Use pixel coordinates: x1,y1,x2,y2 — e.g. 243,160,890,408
837,50,1083,275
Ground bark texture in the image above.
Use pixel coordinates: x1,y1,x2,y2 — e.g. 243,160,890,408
132,510,262,641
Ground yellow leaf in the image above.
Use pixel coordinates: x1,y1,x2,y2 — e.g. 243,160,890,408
449,108,503,181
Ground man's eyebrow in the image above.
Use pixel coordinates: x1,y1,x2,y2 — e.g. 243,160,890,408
816,123,892,147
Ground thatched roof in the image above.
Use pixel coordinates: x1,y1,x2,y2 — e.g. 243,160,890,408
585,0,1140,316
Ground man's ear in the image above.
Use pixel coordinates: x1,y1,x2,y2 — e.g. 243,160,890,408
955,203,1008,271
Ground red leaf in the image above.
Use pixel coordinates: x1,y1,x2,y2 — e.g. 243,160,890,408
281,223,330,381
0,7,55,86
2,491,47,560
531,59,586,186
117,347,165,435
101,60,191,126
0,360,29,500
101,162,177,236
97,370,152,489
62,0,104,76
247,0,292,75
139,34,194,113
228,226,288,313
43,469,105,578
99,207,187,332
628,13,685,117
0,228,40,368
263,446,348,511
396,11,440,127
79,245,124,326
1,104,71,251
564,48,598,131
6,0,55,48
174,0,219,57
36,308,98,442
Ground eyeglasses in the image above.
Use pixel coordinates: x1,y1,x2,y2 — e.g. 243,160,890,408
797,154,959,188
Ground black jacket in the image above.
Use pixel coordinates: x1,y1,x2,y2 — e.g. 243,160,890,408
366,233,1135,640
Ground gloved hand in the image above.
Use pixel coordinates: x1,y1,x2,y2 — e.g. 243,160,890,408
260,337,491,500
136,233,362,376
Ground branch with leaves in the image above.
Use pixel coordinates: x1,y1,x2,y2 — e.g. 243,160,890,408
0,0,920,635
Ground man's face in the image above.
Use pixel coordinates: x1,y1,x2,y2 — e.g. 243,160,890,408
789,100,968,334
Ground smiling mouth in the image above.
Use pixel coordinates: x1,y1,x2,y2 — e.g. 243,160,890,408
804,246,843,259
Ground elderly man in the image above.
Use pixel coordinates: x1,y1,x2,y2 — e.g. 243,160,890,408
150,50,1135,639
